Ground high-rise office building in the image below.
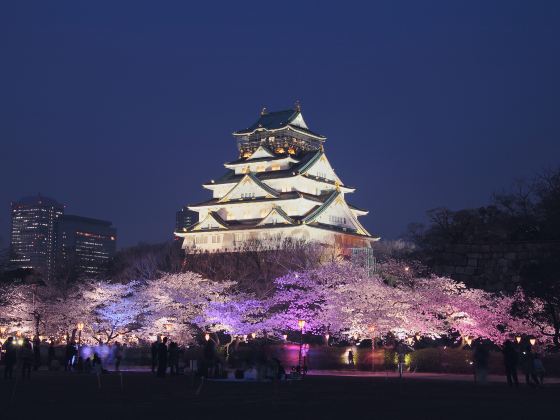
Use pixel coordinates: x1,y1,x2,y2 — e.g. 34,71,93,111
57,215,117,279
10,195,64,281
175,206,197,233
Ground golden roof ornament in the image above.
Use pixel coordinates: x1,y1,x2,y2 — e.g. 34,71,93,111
294,100,301,112
260,107,268,116
335,180,341,191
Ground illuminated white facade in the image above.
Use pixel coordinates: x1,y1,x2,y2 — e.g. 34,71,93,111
176,106,378,253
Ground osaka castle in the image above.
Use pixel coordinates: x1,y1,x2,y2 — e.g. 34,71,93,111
175,105,379,253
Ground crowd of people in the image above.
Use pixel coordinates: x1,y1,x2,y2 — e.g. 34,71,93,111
499,340,546,387
149,335,289,381
1,336,124,380
0,335,550,385
2,336,41,380
468,340,546,387
151,336,182,377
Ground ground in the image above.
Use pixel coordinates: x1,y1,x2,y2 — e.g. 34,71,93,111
2,370,558,419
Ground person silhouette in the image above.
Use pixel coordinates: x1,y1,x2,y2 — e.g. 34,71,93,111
347,350,354,366
168,341,179,375
473,342,489,384
151,337,159,374
502,340,519,387
3,337,17,380
84,357,92,373
33,335,41,371
396,341,407,378
64,341,76,371
533,353,545,385
157,337,168,377
93,352,103,375
48,341,56,369
522,346,540,386
114,342,123,372
21,338,34,380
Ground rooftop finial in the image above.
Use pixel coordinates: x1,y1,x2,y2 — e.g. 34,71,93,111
261,107,268,116
294,100,301,112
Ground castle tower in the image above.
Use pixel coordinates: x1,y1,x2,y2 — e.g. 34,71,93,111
175,106,378,253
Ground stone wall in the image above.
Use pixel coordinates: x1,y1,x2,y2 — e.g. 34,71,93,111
427,241,560,291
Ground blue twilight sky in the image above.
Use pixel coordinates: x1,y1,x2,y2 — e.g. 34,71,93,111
1,1,559,248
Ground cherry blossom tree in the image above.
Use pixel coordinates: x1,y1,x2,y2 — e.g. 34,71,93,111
512,288,557,345
410,275,534,344
0,283,34,336
0,262,548,348
0,281,141,343
80,281,144,344
264,261,542,345
0,282,90,340
136,272,236,344
266,263,444,340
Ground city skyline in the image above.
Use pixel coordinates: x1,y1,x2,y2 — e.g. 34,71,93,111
8,194,117,280
1,1,559,248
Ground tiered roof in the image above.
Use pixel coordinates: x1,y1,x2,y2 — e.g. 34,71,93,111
176,105,377,244
233,108,326,140
205,150,355,192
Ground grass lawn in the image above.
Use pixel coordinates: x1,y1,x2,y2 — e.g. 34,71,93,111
1,371,557,419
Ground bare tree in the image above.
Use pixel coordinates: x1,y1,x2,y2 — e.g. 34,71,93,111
109,241,185,282
183,237,325,297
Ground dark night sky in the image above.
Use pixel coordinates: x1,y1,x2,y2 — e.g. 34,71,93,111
1,1,559,248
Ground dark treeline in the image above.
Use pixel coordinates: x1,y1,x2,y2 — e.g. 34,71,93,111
409,167,560,248
107,237,325,296
409,167,560,347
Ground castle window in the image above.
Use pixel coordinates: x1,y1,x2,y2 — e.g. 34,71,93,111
329,215,346,225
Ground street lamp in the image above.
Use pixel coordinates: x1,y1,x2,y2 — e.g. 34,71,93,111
515,335,522,344
297,320,306,373
282,334,288,341
369,326,376,372
204,333,210,342
529,338,536,346
251,332,256,339
325,334,330,345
